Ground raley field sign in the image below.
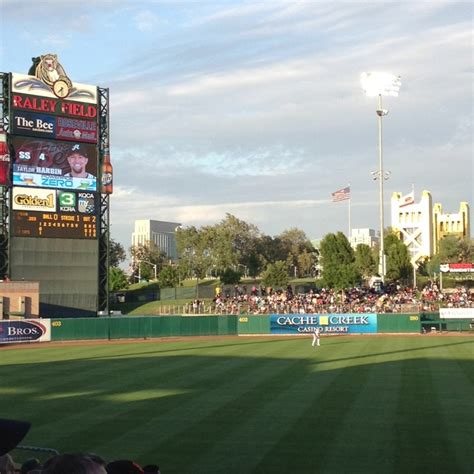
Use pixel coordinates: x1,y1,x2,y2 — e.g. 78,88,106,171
12,93,97,119
270,314,377,334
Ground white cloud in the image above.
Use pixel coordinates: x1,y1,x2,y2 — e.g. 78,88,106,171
134,10,159,32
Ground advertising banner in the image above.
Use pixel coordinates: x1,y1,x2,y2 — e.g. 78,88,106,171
12,72,97,104
12,188,98,239
0,319,51,344
0,129,10,186
11,136,97,191
440,263,474,273
12,186,56,212
12,111,56,138
439,308,474,319
12,111,97,143
270,313,378,334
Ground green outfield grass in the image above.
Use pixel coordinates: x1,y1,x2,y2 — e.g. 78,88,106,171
1,336,473,473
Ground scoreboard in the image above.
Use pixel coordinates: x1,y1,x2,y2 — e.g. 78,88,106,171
11,187,98,239
12,210,97,239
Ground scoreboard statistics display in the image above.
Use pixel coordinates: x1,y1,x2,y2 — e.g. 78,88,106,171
11,187,98,239
12,211,97,239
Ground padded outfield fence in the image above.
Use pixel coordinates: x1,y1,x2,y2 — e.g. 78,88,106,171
3,312,472,344
49,313,423,341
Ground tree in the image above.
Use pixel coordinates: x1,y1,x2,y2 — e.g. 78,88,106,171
176,226,213,280
158,265,179,288
277,228,317,277
458,238,474,262
354,244,376,279
384,232,412,281
438,236,460,263
213,214,261,272
108,267,129,292
319,232,360,289
109,238,126,268
438,235,474,263
424,255,441,277
261,261,289,288
129,240,167,280
219,268,241,285
246,252,262,279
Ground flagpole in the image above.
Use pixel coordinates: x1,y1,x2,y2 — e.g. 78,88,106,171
348,183,351,239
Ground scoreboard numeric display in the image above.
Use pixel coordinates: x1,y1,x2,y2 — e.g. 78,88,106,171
13,210,97,239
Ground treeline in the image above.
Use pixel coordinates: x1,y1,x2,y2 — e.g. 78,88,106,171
108,214,473,292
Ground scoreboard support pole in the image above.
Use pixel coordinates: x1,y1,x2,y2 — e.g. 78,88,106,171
0,73,10,278
98,87,110,315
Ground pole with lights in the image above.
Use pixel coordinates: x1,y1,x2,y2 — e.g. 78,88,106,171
361,71,401,284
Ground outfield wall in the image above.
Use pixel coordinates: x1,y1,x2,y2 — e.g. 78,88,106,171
43,313,427,342
50,315,238,341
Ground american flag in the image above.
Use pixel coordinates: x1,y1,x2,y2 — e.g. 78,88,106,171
331,186,350,202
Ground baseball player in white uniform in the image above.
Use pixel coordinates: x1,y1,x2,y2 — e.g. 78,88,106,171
312,327,321,347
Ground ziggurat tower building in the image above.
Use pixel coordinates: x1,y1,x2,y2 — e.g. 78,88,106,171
391,191,470,267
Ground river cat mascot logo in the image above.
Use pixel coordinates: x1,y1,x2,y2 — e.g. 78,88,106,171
29,54,72,98
13,53,95,101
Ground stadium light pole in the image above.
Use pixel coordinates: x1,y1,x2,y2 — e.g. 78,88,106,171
361,71,401,284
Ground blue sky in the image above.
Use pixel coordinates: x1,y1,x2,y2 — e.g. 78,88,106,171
1,0,472,254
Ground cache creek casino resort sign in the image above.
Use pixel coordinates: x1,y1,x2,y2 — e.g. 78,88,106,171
270,314,378,334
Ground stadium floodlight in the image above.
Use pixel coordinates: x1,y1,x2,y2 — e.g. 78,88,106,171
360,72,401,97
361,71,401,284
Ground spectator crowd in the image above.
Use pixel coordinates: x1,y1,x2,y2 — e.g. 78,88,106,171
186,282,474,315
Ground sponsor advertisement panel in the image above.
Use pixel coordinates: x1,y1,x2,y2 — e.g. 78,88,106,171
0,319,51,344
12,187,98,239
440,263,474,273
11,136,97,191
12,111,97,143
439,308,474,319
0,129,10,186
270,313,378,334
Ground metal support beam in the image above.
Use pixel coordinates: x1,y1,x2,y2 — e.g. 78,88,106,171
97,86,110,314
0,73,11,278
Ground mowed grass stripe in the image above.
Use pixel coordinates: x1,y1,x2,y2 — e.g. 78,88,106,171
103,339,306,463
428,340,474,472
71,344,282,452
24,341,281,452
249,337,375,473
392,339,471,473
319,337,404,474
190,339,350,473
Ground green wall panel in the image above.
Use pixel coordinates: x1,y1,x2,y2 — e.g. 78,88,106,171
237,315,270,334
51,318,108,341
377,314,421,333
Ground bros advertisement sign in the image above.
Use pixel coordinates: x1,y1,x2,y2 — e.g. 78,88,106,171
270,314,378,334
12,187,98,239
12,111,97,143
0,319,51,344
11,136,97,191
